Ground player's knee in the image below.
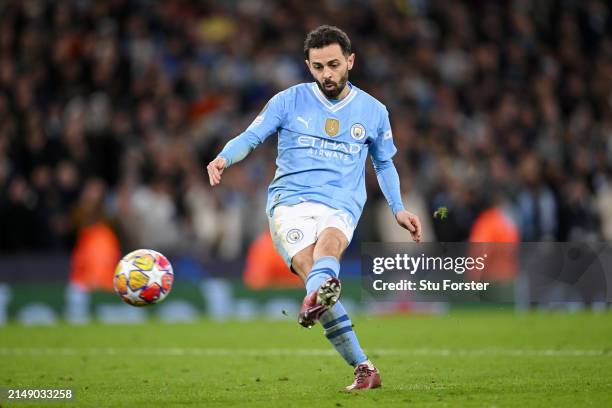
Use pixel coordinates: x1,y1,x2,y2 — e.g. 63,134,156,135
315,230,347,259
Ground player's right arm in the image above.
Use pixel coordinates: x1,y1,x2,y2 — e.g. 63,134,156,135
207,92,286,186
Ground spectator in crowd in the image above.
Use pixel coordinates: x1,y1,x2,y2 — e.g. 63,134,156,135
0,0,610,260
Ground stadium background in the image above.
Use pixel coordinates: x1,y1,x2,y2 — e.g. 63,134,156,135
0,0,611,322
0,1,611,407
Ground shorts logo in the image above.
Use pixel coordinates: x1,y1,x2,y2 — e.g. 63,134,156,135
286,228,304,244
350,123,366,140
383,129,393,140
325,118,339,137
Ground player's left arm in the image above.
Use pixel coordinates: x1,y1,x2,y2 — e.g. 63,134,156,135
370,109,422,242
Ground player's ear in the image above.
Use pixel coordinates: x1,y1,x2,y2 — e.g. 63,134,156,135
305,59,315,74
347,53,355,70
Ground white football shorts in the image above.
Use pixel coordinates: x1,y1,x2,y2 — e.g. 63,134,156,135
268,201,355,267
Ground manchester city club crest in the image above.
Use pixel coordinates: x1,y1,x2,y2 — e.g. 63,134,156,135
325,118,339,137
350,123,366,140
286,228,304,244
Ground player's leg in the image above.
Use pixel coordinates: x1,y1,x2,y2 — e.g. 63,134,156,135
268,203,342,324
310,215,381,390
269,203,380,390
305,226,346,302
290,244,314,282
293,244,343,327
296,227,345,328
308,228,364,359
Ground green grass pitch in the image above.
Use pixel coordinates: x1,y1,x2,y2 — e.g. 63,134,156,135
1,310,611,407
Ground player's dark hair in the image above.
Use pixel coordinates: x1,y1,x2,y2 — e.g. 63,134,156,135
304,25,351,59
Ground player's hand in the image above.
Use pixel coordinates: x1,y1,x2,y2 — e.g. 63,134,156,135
206,157,227,186
395,210,422,242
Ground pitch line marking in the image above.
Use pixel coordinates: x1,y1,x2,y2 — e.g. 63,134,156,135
0,347,609,357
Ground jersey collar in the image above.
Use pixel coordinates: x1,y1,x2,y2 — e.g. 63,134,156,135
310,82,357,113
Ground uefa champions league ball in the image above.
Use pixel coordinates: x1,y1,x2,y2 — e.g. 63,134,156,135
113,249,174,306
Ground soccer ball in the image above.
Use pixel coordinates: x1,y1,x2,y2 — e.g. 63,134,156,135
113,249,174,306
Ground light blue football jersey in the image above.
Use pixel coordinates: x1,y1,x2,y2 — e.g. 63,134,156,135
218,82,403,226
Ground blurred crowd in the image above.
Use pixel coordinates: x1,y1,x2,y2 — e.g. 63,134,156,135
0,0,611,259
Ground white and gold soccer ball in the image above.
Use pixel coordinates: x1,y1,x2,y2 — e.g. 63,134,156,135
113,249,174,306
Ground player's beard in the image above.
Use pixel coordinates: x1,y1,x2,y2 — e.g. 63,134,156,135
316,70,349,99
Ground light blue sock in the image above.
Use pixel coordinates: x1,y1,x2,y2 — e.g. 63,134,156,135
320,302,367,367
304,256,367,367
305,256,339,294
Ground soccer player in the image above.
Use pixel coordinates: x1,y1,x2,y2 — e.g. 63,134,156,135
207,25,422,391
